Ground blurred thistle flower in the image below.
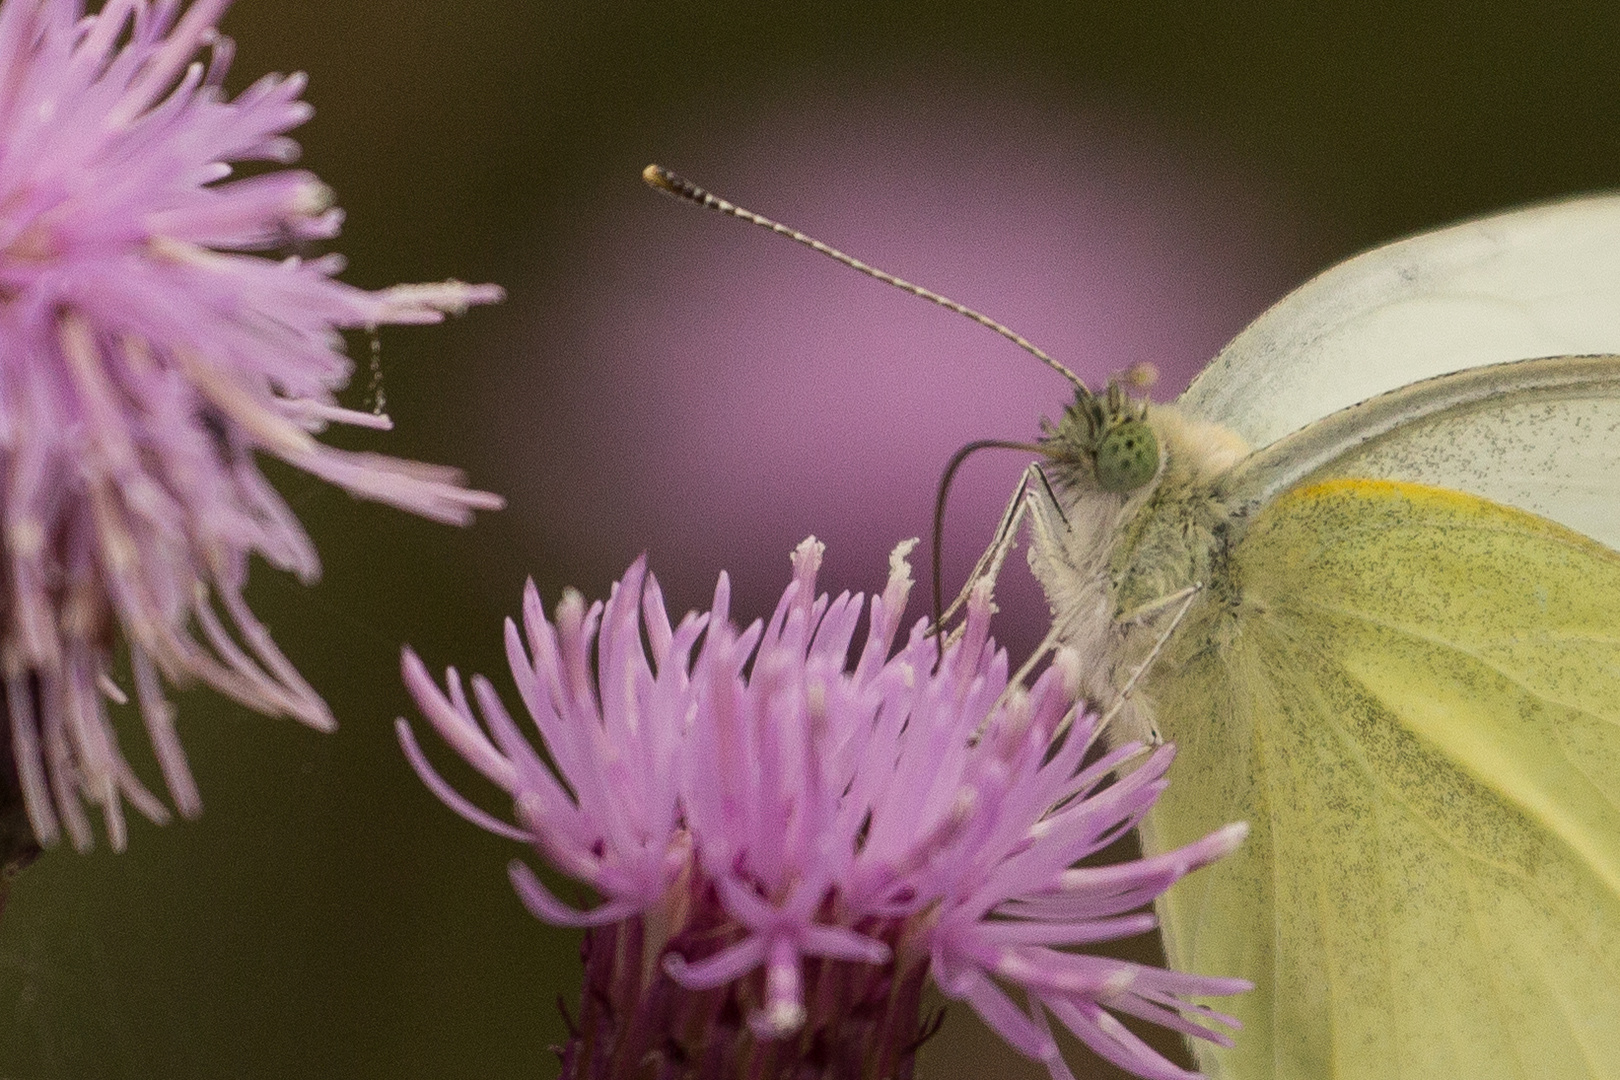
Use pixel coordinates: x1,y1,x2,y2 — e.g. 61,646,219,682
0,0,501,857
399,538,1247,1080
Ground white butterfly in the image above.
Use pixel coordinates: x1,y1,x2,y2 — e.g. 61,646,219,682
1019,195,1620,1080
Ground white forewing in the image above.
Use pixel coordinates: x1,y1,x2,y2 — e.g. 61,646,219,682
1223,353,1620,549
1179,194,1620,449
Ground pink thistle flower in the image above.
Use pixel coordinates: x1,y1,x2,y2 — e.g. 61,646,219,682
0,0,502,856
400,539,1247,1080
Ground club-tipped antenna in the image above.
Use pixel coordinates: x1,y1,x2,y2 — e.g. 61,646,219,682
643,164,1092,396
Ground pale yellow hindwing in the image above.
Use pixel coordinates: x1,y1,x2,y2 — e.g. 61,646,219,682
1143,478,1620,1080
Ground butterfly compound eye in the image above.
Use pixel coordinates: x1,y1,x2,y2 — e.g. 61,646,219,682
1095,418,1160,492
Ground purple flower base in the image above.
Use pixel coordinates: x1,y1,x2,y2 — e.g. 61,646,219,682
558,885,934,1080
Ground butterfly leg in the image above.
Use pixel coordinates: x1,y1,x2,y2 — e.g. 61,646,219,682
1011,626,1064,681
1097,584,1202,745
970,616,1073,746
936,462,1043,633
1116,583,1203,628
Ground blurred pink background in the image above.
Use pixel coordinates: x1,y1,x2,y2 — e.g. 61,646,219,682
477,82,1317,660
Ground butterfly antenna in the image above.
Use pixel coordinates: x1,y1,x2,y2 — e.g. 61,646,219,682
643,164,1092,395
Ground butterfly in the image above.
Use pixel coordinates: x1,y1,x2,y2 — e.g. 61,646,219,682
644,165,1620,1080
1019,195,1620,1080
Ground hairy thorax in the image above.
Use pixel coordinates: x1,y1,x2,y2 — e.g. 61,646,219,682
1029,404,1250,744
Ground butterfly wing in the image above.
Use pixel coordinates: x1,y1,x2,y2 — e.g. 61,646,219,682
1143,478,1620,1080
1223,352,1620,548
1176,194,1620,450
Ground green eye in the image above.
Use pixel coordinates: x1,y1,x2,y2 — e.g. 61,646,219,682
1095,418,1159,492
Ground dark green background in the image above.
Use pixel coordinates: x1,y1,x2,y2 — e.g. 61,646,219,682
3,2,1619,1078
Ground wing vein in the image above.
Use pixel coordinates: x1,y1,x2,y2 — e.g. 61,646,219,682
1458,871,1533,1080
1279,596,1620,744
1270,621,1619,1079
1278,597,1620,831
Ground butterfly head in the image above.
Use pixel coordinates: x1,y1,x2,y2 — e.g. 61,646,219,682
1042,377,1162,494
